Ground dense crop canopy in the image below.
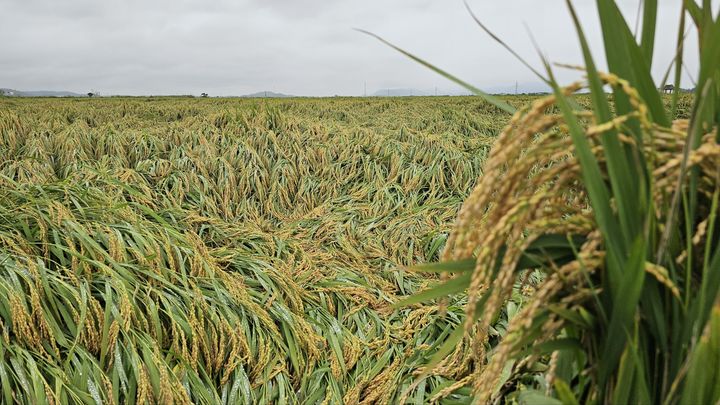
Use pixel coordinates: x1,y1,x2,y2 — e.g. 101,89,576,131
0,96,506,404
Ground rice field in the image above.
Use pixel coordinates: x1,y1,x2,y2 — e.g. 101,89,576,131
0,95,528,404
2,1,717,403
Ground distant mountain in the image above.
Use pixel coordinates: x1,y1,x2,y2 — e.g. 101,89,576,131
372,88,429,97
240,91,294,98
1,88,85,97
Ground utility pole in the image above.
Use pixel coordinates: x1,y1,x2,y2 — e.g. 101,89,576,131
364,82,367,97
515,81,518,95
435,86,437,96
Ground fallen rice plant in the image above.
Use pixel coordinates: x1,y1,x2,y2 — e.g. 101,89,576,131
0,96,514,403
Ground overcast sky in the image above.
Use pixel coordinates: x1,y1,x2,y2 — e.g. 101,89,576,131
0,0,703,96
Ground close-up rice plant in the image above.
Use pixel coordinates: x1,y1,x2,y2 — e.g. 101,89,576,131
391,0,720,403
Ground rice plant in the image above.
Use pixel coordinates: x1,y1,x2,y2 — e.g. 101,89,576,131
393,1,720,403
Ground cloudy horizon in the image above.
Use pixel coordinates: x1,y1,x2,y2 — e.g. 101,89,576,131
1,0,702,96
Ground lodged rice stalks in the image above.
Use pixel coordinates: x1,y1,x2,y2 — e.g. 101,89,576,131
0,95,509,403
439,75,718,402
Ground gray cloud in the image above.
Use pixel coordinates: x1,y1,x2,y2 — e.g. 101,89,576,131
0,0,703,96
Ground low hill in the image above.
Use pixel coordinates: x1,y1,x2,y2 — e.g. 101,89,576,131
240,91,294,98
1,88,85,97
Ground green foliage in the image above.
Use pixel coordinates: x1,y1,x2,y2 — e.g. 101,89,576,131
395,0,720,403
0,96,509,403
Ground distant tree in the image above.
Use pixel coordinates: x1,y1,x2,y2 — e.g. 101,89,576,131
87,92,94,98
201,93,208,98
